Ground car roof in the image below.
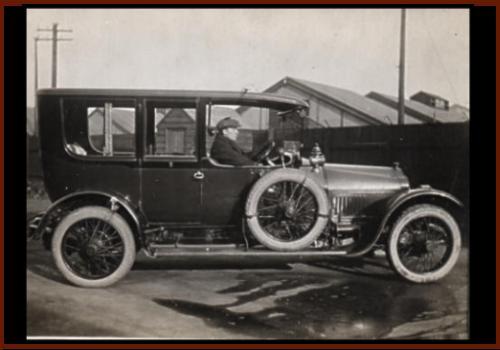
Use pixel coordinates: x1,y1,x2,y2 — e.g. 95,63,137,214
37,88,309,109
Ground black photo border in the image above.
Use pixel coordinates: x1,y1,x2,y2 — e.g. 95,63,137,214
3,2,497,348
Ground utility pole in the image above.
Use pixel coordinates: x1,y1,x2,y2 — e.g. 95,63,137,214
398,9,406,125
33,37,39,138
34,37,39,93
37,23,73,88
33,36,50,136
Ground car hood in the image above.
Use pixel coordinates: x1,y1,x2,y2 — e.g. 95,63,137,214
310,163,410,193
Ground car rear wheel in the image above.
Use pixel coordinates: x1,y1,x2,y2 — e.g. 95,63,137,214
387,204,461,283
52,206,136,288
245,168,329,251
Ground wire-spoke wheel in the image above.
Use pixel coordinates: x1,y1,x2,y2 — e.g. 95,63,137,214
387,204,461,283
246,168,329,251
52,206,136,287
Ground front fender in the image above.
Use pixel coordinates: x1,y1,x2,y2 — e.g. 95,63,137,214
348,186,463,257
382,186,463,222
34,190,144,241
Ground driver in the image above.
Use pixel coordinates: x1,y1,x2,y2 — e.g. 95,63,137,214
210,117,258,166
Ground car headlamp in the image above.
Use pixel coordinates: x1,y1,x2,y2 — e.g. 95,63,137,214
309,143,325,170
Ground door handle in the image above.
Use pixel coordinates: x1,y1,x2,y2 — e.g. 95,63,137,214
193,171,205,180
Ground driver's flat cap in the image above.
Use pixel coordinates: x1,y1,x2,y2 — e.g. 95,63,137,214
216,117,241,131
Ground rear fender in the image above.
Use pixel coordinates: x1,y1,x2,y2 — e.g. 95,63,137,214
35,191,145,247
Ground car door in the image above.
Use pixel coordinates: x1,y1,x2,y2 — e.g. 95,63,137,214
200,160,261,225
140,98,202,224
198,99,264,226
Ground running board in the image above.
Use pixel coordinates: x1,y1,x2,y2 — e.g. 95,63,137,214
145,244,349,257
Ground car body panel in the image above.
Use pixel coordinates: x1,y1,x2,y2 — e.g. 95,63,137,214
321,163,409,193
199,162,262,225
141,164,203,223
37,89,307,228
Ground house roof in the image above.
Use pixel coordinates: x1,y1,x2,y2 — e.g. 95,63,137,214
450,104,470,119
411,90,448,101
88,108,135,135
265,77,413,126
367,92,469,123
155,108,197,127
208,106,252,128
155,106,255,129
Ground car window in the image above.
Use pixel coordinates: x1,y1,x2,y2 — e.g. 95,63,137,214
206,103,275,155
145,101,197,159
62,98,136,158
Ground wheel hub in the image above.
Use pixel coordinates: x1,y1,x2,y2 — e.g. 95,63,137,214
284,200,297,218
412,242,428,256
85,244,99,257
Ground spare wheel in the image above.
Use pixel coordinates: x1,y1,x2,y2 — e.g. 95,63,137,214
245,168,330,251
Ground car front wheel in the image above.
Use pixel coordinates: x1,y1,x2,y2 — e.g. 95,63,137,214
51,206,136,288
387,204,462,283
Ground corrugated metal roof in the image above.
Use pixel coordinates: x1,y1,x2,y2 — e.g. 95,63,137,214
367,92,469,123
411,90,447,101
268,77,414,126
293,78,404,124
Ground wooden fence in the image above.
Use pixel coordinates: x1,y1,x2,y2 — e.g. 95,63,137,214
272,123,469,207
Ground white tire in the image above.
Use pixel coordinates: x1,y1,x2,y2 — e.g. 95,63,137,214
387,204,461,283
246,168,329,251
52,206,136,288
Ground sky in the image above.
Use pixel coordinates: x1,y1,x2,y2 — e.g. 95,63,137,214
26,8,469,108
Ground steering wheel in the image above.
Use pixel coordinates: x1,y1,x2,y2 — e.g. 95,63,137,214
253,140,276,163
266,151,294,167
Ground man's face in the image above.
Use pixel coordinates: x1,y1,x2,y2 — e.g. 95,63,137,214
222,127,239,141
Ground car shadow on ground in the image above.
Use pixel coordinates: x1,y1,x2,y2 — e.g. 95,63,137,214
305,256,400,282
131,251,398,277
132,255,294,271
28,239,398,286
151,265,464,340
27,241,297,286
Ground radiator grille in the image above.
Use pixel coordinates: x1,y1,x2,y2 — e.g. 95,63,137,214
331,193,388,221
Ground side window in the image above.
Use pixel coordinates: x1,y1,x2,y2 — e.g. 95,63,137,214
206,104,270,154
63,99,136,158
145,103,197,158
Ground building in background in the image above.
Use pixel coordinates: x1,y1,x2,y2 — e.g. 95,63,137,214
366,91,469,124
243,77,420,130
410,91,449,110
155,108,196,155
239,77,469,129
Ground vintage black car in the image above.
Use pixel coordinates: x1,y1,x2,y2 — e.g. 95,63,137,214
30,89,464,287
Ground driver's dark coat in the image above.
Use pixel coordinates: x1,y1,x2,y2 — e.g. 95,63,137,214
210,134,256,166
